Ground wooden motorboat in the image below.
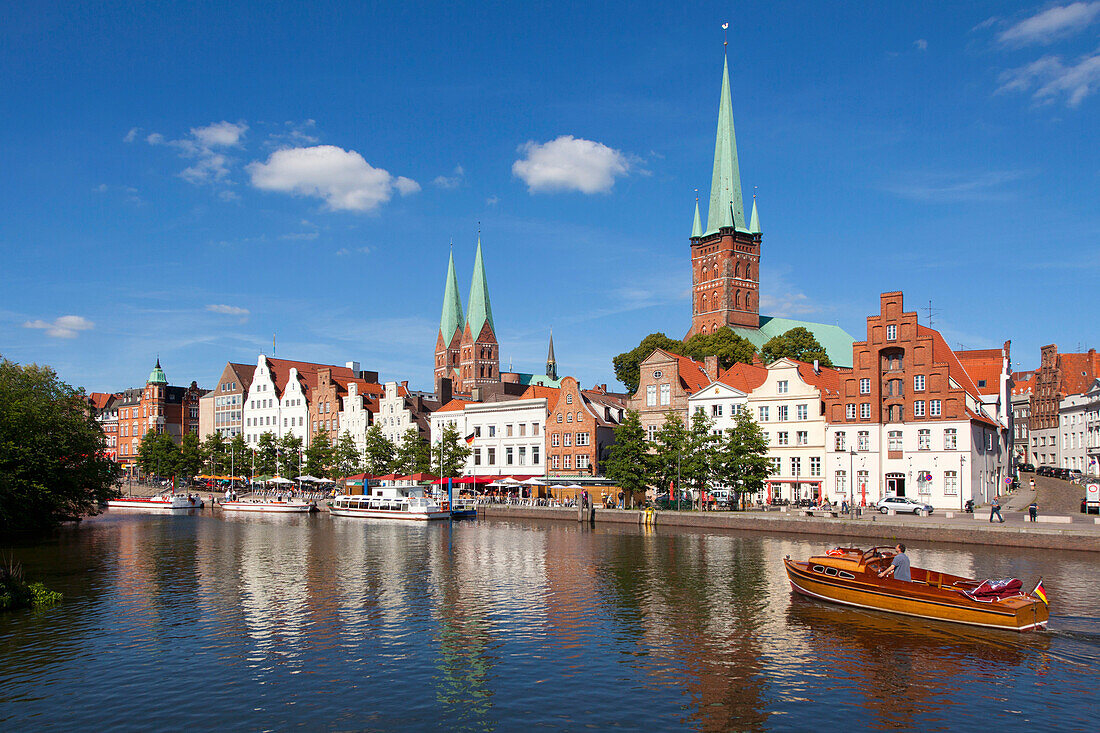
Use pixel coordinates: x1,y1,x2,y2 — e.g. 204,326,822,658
783,546,1048,632
107,494,204,510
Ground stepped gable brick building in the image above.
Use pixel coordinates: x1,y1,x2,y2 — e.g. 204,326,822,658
683,49,854,367
1028,345,1100,467
546,377,627,477
309,364,383,446
823,292,1009,508
110,359,203,472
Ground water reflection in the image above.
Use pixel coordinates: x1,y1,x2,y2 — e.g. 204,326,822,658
0,514,1098,732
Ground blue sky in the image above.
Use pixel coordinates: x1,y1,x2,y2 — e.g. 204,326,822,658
2,1,1098,393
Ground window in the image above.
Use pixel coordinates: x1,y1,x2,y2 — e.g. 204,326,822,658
888,431,903,451
473,449,482,466
551,455,560,469
770,457,781,474
566,413,573,423
506,447,514,465
712,404,723,418
797,431,808,446
659,384,671,406
506,424,514,437
835,431,847,451
778,405,789,421
944,471,958,496
860,403,871,419
846,404,857,420
564,433,572,447
835,470,847,494
796,404,808,421
857,470,869,495
647,424,658,441
859,378,871,395
913,401,925,417
758,406,769,422
557,413,563,423
791,457,801,476
886,324,897,340
777,380,789,394
930,400,942,417
551,433,560,447
518,447,526,465
778,432,789,446
532,423,540,436
918,429,931,450
474,426,482,437
532,446,540,464
566,393,573,404
646,385,656,407
914,375,925,392
563,455,571,469
519,423,526,437
576,432,590,446
488,447,496,465
810,457,821,476
488,425,496,437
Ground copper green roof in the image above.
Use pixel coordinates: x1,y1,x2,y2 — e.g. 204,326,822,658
729,317,855,369
705,54,746,235
749,196,760,234
147,358,168,385
691,200,702,238
439,248,464,343
465,236,494,338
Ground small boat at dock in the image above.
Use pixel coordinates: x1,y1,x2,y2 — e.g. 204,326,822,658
220,498,316,513
784,546,1048,632
107,494,204,510
329,485,450,521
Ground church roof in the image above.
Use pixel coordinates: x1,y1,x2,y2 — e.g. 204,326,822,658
728,317,856,369
439,248,464,343
749,196,760,234
147,358,168,385
691,200,702,238
508,373,564,388
465,236,495,339
705,54,746,234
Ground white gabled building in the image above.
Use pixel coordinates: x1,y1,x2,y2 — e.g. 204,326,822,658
243,355,310,446
686,363,763,437
431,397,549,477
375,381,437,446
339,380,373,457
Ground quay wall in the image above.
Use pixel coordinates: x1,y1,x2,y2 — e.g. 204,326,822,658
476,506,1100,553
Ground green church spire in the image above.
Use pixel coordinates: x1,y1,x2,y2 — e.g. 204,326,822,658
691,198,702,238
465,235,495,339
749,194,760,234
705,54,746,235
439,246,464,343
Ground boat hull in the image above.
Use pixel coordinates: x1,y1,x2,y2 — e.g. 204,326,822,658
329,507,450,521
220,501,314,513
107,497,203,510
784,557,1048,632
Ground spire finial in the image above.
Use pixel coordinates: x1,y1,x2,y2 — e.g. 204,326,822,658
722,22,728,47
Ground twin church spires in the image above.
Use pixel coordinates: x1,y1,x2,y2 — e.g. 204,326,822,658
688,47,763,338
435,236,500,395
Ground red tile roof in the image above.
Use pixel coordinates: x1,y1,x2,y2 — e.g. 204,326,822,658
88,392,115,410
966,407,1000,428
917,325,981,400
792,360,842,397
955,349,1003,395
436,399,472,413
1059,350,1100,396
670,353,711,394
717,362,768,393
520,385,560,402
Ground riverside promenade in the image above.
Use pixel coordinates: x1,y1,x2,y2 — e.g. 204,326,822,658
477,504,1100,552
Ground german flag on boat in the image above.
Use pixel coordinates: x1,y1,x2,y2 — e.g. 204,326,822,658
1033,579,1049,606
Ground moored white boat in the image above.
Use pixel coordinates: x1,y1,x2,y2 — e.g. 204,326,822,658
107,494,204,510
329,485,450,520
220,499,315,513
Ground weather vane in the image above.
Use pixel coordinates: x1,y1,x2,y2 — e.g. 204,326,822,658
722,22,729,47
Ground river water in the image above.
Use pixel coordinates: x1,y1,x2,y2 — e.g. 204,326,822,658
2,511,1098,731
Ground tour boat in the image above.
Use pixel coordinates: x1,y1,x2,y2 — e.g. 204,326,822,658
329,485,450,521
783,546,1048,632
220,498,316,513
106,494,204,510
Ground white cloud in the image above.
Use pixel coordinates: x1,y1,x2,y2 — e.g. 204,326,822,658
512,135,630,193
914,39,928,51
206,304,249,316
143,121,248,184
146,132,165,145
123,127,139,143
279,231,320,240
190,121,247,147
247,145,419,212
336,246,371,256
998,49,1100,106
24,315,95,338
432,165,465,189
219,190,241,201
998,2,1100,46
486,196,500,206
882,170,1026,201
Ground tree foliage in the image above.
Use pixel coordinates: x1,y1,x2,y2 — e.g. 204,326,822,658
278,433,303,476
393,428,431,475
363,424,396,475
137,431,181,478
651,411,689,494
201,432,226,475
332,432,361,477
177,433,204,479
760,327,832,367
712,407,773,504
255,431,278,475
303,433,332,478
432,422,471,479
0,357,121,535
227,434,247,477
603,410,650,508
612,329,757,393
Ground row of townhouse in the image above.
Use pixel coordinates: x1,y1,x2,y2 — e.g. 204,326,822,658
627,292,1013,510
1010,346,1100,473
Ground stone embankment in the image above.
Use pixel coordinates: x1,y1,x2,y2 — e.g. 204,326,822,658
477,504,1100,553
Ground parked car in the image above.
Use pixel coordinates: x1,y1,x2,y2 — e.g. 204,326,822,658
1037,466,1053,477
1018,463,1035,473
875,496,935,515
1053,467,1070,480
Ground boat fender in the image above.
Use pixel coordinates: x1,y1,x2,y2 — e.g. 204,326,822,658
826,548,844,557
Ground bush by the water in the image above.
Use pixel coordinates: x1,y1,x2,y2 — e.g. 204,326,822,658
0,356,121,536
0,556,62,611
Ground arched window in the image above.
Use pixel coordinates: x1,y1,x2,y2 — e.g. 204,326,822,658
745,291,752,309
735,290,741,309
701,293,707,311
702,265,708,281
734,261,741,278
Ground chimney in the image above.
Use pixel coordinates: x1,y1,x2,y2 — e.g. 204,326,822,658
752,353,763,366
345,361,360,372
813,359,820,375
439,377,452,406
471,387,481,402
704,355,719,380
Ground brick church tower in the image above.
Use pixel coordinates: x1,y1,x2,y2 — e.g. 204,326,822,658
434,248,464,395
687,51,762,338
458,236,499,391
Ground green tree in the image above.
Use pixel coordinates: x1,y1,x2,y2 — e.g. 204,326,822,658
432,422,471,479
278,433,303,476
604,409,651,508
227,434,248,478
683,409,718,504
713,407,773,508
760,327,833,367
255,431,278,475
177,433,204,480
393,427,431,475
0,357,121,535
651,411,690,500
332,431,361,477
137,431,181,479
304,433,332,478
201,432,226,475
611,332,684,393
682,328,758,370
363,424,396,475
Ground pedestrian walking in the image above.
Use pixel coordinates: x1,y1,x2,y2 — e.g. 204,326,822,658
1029,477,1035,492
990,495,1005,523
1029,501,1038,522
